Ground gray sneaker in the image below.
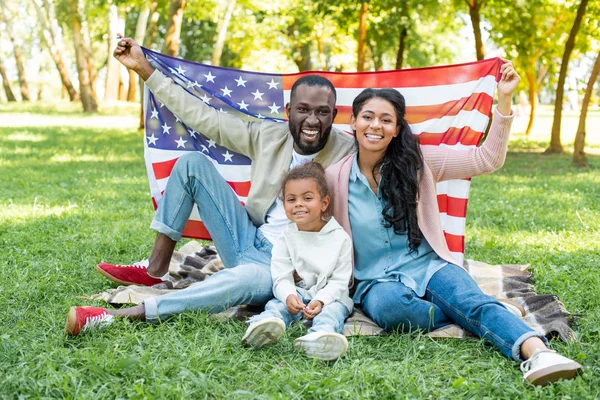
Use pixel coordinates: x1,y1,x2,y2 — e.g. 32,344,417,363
521,348,582,386
293,332,348,361
242,317,286,349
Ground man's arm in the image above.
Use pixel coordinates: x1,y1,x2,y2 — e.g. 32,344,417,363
113,37,265,158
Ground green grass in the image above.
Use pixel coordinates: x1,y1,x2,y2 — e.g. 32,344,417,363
1,101,599,398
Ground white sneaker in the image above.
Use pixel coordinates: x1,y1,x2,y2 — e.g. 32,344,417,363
521,348,582,386
293,332,348,361
242,317,286,349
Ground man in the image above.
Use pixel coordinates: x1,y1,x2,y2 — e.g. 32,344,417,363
65,37,355,344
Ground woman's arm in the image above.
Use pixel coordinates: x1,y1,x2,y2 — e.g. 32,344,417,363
421,61,520,182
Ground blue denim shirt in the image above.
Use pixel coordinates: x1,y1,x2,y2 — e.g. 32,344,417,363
348,155,448,303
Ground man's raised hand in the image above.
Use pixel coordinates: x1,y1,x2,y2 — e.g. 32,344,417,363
112,35,154,81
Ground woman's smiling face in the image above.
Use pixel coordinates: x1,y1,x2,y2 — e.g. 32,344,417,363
351,97,400,156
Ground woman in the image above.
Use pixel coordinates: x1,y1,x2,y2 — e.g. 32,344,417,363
325,61,581,386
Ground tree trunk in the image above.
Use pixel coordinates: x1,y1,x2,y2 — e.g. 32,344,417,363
292,42,312,72
525,66,537,138
139,0,160,129
32,0,79,101
128,5,150,102
0,0,31,101
357,1,368,72
466,0,485,61
105,2,124,101
315,24,327,71
77,0,97,100
69,0,98,112
162,0,185,56
212,0,235,66
546,0,589,154
395,28,408,69
573,50,600,167
0,58,17,102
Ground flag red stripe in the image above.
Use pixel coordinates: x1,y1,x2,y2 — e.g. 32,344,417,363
444,232,465,253
228,181,251,197
333,93,493,126
418,127,484,146
153,158,178,180
282,58,502,90
182,220,212,240
152,159,251,197
437,195,469,218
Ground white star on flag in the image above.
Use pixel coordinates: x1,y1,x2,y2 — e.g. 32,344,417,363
175,137,187,148
237,100,249,110
222,151,234,162
207,139,217,148
147,134,158,145
200,145,208,153
204,71,216,82
220,86,232,97
200,94,211,104
235,76,247,87
267,79,279,89
251,90,264,100
187,128,197,138
219,108,228,113
162,122,171,135
176,65,186,76
175,115,182,123
257,113,265,119
268,103,280,114
150,109,159,119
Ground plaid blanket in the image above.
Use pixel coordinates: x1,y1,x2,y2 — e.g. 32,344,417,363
89,241,577,341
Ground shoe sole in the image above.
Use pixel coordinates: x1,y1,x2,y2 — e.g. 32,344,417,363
96,264,140,286
294,333,348,361
242,320,286,349
526,362,582,386
64,306,79,336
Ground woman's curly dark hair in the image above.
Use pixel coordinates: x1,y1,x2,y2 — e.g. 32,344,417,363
352,88,424,253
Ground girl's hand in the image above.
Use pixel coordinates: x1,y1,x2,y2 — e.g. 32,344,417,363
286,294,305,315
302,300,323,320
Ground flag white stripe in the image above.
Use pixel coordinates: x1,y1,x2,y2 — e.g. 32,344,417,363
436,180,471,199
439,213,467,236
284,76,497,107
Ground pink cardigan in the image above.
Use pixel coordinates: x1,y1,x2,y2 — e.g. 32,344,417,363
325,108,514,271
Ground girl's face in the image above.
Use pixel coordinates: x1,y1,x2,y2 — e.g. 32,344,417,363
351,97,400,156
283,178,330,232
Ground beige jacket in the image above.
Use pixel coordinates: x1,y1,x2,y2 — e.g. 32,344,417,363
145,70,356,226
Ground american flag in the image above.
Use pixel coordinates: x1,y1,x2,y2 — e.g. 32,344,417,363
142,47,502,264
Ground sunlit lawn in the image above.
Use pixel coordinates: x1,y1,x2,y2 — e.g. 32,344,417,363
0,101,598,398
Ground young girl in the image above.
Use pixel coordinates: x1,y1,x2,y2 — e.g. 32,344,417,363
242,162,353,361
325,61,582,385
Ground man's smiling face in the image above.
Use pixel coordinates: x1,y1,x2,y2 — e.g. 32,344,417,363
286,84,337,155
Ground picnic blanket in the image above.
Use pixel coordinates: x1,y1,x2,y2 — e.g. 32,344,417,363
89,241,577,342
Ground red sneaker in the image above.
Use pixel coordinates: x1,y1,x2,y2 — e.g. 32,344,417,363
65,306,114,336
96,260,164,286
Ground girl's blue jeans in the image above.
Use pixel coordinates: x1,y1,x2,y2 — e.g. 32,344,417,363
144,153,274,321
249,293,349,334
361,263,548,361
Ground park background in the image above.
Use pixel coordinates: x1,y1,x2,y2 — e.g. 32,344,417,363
1,0,599,398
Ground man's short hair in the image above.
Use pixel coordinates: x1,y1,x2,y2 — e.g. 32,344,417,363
290,75,337,102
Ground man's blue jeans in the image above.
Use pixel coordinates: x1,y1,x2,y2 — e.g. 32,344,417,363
144,153,274,321
361,263,548,361
249,293,350,334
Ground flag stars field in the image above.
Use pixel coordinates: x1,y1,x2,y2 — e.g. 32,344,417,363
175,137,187,148
220,86,232,97
222,151,234,162
161,122,171,135
235,76,247,87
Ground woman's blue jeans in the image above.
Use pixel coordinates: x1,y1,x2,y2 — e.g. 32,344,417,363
361,264,548,361
144,153,274,321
